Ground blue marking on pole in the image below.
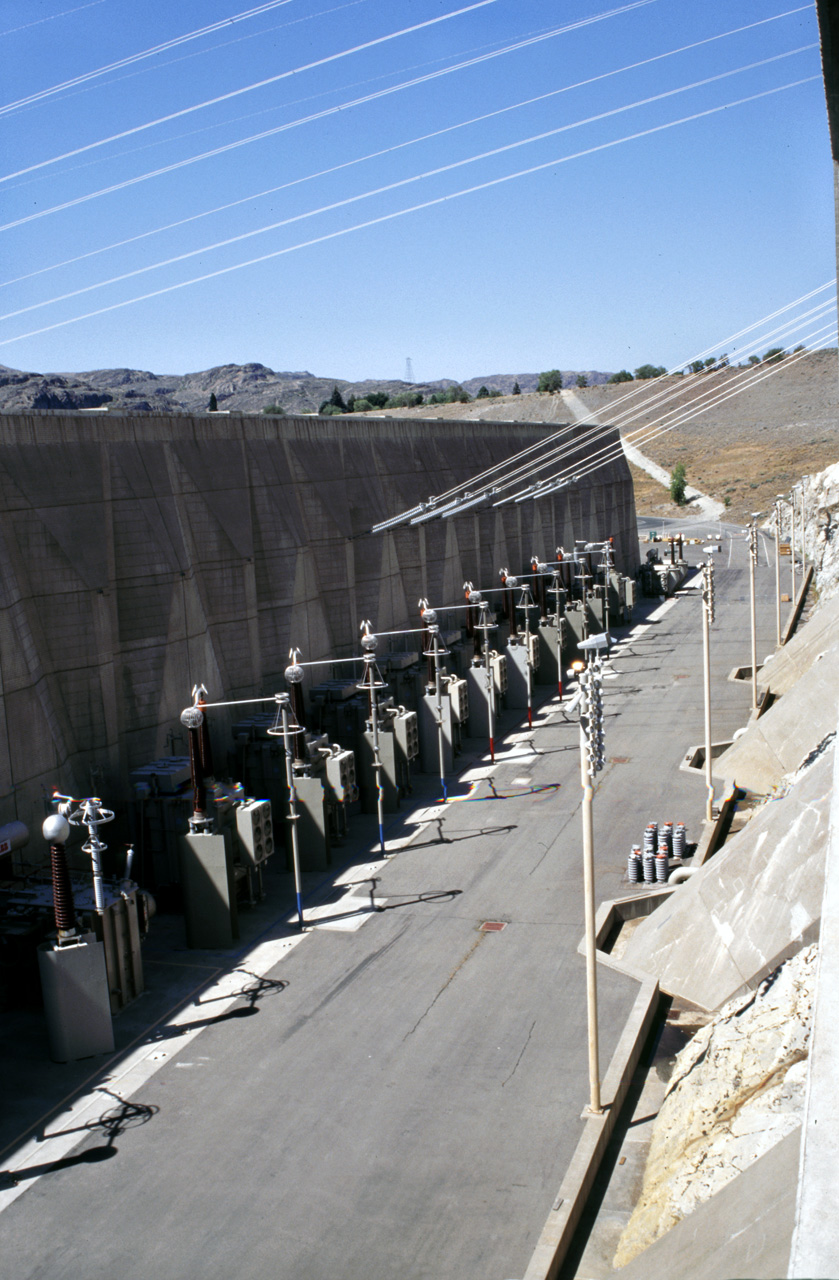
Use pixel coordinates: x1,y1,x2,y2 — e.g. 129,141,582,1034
296,892,304,929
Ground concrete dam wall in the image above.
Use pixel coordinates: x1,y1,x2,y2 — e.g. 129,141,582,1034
0,411,636,836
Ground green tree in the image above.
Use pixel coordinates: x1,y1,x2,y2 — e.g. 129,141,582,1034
537,369,563,393
476,385,490,399
208,391,218,411
670,462,687,505
352,398,373,412
703,356,717,369
512,380,521,395
763,347,786,364
365,391,389,408
346,394,356,413
688,360,705,374
634,364,666,380
261,402,285,415
575,374,588,388
318,402,344,415
748,354,761,365
329,385,346,411
608,370,633,384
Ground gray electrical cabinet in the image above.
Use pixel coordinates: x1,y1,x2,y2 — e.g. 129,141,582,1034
294,774,331,871
179,830,239,949
505,641,531,708
536,623,560,686
464,663,494,738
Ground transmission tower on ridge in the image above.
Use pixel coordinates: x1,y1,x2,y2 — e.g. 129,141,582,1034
405,358,414,384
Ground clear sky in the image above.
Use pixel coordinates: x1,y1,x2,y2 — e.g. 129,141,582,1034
0,0,833,381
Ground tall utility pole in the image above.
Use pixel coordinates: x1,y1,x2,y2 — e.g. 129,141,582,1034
748,516,760,713
701,558,716,821
571,633,608,1116
774,495,784,649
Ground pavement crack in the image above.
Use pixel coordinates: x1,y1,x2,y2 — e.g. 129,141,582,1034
502,1019,536,1086
403,932,486,1040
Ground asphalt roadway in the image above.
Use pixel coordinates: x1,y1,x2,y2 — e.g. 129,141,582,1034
0,516,782,1280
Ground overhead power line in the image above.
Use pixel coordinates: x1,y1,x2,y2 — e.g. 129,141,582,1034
360,283,836,529
0,47,815,320
0,1,300,116
0,0,508,184
0,76,818,347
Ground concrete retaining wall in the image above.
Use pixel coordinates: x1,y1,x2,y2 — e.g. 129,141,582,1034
0,411,636,837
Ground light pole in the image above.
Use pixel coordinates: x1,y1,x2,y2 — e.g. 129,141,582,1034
701,558,716,822
774,495,783,649
748,515,760,713
570,632,608,1116
272,649,308,930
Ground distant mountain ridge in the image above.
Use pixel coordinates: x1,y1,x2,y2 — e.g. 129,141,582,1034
0,361,614,416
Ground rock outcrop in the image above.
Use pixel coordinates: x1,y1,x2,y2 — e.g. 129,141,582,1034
614,944,817,1267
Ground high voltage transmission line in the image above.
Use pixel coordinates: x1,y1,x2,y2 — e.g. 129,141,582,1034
366,283,838,531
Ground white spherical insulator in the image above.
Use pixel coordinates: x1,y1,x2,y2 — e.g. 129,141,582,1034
180,705,204,729
284,663,304,684
360,632,378,652
422,608,437,625
43,814,71,845
467,591,482,604
505,576,518,588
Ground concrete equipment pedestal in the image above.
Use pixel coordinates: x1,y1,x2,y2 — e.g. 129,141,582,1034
38,933,115,1061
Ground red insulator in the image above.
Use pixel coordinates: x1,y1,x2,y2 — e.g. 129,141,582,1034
50,842,76,935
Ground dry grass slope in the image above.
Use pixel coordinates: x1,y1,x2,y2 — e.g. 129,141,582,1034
381,350,839,523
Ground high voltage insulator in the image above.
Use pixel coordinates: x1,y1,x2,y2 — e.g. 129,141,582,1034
702,559,715,624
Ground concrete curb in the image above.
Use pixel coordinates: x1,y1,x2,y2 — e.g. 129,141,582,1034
781,565,813,646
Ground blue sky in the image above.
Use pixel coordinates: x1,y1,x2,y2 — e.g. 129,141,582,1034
0,0,833,380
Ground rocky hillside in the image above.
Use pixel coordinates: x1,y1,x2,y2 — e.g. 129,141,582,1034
0,362,612,416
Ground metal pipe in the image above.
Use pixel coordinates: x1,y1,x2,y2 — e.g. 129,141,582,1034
278,696,305,931
669,866,698,884
358,624,387,857
420,601,449,803
479,601,496,763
